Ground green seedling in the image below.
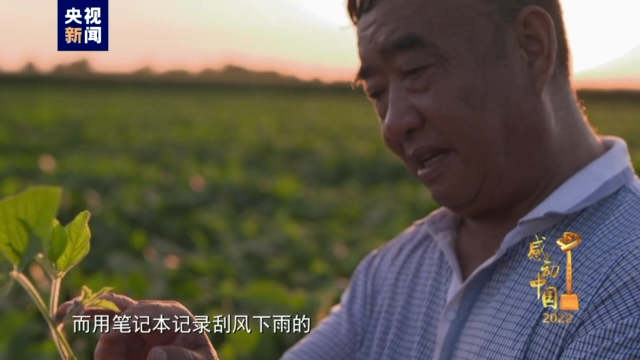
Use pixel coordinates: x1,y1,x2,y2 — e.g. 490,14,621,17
0,186,120,360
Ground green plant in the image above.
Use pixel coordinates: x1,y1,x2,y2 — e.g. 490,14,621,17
0,186,119,360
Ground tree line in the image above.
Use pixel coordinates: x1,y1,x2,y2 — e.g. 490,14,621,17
1,59,349,87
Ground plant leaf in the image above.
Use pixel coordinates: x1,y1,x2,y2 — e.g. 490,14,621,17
0,187,62,265
80,285,92,301
56,211,91,274
47,219,68,265
0,252,13,295
78,286,120,312
16,219,43,272
90,286,114,301
80,286,114,304
87,299,121,313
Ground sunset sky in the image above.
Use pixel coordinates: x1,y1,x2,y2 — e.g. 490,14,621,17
1,0,639,87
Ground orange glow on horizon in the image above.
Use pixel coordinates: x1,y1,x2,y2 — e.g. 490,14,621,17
0,0,638,88
573,77,640,91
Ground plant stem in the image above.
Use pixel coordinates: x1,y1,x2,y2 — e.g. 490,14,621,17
11,270,76,360
50,277,61,316
49,276,64,358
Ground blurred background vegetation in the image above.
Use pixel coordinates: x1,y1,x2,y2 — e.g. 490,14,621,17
0,61,639,359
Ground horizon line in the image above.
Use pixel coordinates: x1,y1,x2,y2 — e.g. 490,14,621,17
3,60,640,91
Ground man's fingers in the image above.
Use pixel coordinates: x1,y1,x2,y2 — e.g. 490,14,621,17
54,300,76,322
54,292,138,323
94,334,133,360
148,345,218,360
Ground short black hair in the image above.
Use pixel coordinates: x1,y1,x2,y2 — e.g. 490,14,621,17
347,0,571,80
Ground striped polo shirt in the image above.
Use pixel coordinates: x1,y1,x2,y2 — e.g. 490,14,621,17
281,136,640,359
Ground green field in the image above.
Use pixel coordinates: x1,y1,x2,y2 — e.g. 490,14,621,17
0,77,639,360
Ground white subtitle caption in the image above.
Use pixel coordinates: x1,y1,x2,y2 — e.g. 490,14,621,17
71,314,311,334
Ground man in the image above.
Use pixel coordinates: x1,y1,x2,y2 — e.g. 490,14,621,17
56,0,640,359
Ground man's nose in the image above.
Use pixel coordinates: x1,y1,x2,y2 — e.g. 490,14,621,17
382,85,422,142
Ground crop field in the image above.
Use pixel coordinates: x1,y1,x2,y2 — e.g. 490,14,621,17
0,77,639,359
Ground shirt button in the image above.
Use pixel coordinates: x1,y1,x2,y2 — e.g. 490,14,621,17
446,311,457,321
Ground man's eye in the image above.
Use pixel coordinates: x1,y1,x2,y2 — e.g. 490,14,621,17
367,90,386,101
402,66,428,79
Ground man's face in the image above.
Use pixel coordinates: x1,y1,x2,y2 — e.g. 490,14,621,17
357,0,548,216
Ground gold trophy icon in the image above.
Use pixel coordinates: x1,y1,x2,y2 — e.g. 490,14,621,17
556,232,581,311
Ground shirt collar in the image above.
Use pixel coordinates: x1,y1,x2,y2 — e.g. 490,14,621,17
422,136,637,248
518,136,636,224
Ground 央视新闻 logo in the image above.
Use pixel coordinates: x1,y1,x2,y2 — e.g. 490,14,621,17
58,0,109,51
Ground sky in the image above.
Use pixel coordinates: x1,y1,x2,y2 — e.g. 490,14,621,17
1,0,639,87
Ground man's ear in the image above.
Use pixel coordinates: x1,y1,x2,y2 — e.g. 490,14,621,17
514,6,557,94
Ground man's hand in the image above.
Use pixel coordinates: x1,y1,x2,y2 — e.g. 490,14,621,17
55,293,219,360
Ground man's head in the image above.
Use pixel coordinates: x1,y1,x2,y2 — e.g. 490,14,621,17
350,0,592,219
349,0,572,82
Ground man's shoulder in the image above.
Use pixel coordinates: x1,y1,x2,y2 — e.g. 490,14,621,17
568,181,640,256
582,179,640,237
568,181,640,288
620,175,640,204
566,185,640,338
